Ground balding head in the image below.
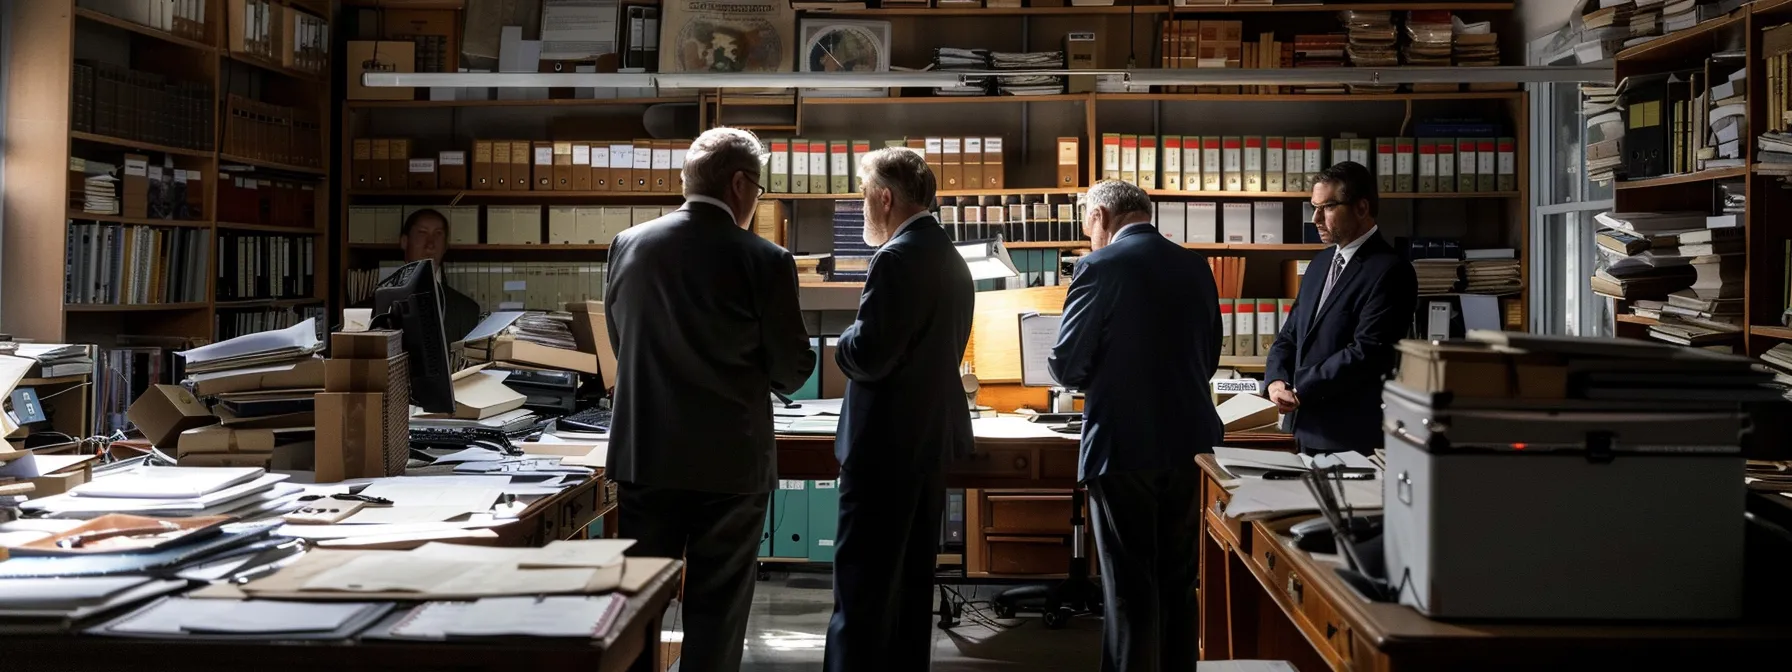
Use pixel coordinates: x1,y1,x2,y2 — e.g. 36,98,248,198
682,128,767,228
1082,180,1154,250
858,148,937,247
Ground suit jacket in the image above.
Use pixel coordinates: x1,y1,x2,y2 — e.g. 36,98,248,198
1265,232,1417,454
835,216,975,475
1049,224,1224,482
604,202,816,493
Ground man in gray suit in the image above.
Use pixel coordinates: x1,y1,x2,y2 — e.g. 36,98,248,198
604,127,816,672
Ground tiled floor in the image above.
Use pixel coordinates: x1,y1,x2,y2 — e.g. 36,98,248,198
664,568,1102,671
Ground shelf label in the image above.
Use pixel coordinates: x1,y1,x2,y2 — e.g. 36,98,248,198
409,159,436,173
1212,379,1260,395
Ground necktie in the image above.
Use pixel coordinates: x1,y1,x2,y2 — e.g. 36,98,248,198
1315,252,1345,313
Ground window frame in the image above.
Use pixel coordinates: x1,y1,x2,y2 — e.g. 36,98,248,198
1527,32,1613,337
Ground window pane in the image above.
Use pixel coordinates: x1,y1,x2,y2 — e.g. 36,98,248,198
1549,82,1582,204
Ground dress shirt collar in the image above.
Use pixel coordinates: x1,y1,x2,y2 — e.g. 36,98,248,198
1115,221,1155,239
684,195,736,224
893,210,933,239
1335,225,1379,266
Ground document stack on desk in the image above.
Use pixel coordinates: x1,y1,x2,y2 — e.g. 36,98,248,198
173,320,327,468
18,466,301,520
773,398,843,435
1212,447,1381,520
1380,331,1765,621
0,576,191,633
217,539,659,601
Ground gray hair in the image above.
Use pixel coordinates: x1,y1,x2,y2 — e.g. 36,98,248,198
1085,180,1152,219
683,127,766,199
858,147,936,208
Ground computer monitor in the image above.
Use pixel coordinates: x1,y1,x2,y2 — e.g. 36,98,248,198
1017,311,1063,387
371,259,455,413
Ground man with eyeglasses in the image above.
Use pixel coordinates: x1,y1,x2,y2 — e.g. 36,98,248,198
604,127,814,672
1265,161,1417,456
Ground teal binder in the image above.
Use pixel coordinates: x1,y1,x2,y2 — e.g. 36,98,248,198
770,479,809,559
760,503,773,558
807,479,840,563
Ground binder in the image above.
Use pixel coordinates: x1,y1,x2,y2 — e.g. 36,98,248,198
391,139,412,189
509,141,531,192
1457,138,1478,192
475,141,496,189
1303,137,1323,182
1120,135,1138,186
1030,202,1052,243
652,140,672,192
1437,139,1456,193
1182,136,1200,192
963,137,984,190
370,139,391,189
1417,139,1437,193
829,140,850,194
1156,201,1186,243
571,144,592,190
923,137,942,174
1252,201,1283,244
1163,136,1183,191
808,141,828,195
1006,202,1025,242
790,139,809,194
942,137,963,190
1188,201,1219,243
407,157,437,189
1476,139,1496,192
609,143,631,192
352,139,372,189
1243,136,1262,192
548,206,577,244
1395,137,1415,193
1265,136,1284,192
574,207,602,244
1101,133,1121,181
849,140,871,192
672,143,688,192
1219,299,1235,356
1375,137,1395,193
631,139,653,191
485,206,512,244
1221,136,1242,191
1255,299,1278,355
983,137,1003,189
1496,137,1516,191
591,145,611,190
1234,301,1257,356
532,141,553,190
939,202,960,240
512,206,543,244
1201,137,1222,191
553,142,573,191
1284,136,1303,192
769,139,790,193
440,151,468,189
1221,202,1252,243
1331,137,1351,168
1139,136,1158,190
1350,138,1370,167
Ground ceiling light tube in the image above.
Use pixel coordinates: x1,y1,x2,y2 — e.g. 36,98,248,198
1124,66,1614,86
654,72,965,89
361,72,657,88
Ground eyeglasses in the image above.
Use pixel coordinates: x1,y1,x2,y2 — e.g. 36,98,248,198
1311,200,1347,220
741,173,766,197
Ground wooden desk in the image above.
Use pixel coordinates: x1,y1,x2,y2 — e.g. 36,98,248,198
777,431,1295,487
493,473,617,547
4,560,684,672
1194,455,1792,670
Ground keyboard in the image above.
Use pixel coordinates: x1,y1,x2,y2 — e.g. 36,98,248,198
409,426,514,453
559,407,612,433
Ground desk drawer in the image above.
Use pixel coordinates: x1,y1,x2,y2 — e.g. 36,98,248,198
1202,478,1244,548
987,493,1072,533
948,447,1037,478
984,535,1070,575
1250,524,1291,589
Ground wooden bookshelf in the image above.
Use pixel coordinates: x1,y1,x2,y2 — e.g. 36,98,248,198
2,0,332,346
1613,166,1751,189
801,2,1514,17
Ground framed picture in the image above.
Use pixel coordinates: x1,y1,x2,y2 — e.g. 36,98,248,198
798,19,891,98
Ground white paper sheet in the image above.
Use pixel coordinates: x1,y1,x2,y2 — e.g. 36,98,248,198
23,474,291,514
72,466,265,499
273,520,509,540
301,555,483,592
1222,479,1382,520
450,595,624,637
520,539,635,568
179,319,319,365
0,577,150,609
339,482,504,524
430,566,598,596
109,598,372,635
970,417,1079,441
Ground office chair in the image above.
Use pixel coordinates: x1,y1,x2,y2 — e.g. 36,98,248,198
990,486,1100,629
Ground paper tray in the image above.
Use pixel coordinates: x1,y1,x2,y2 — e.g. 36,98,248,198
1382,384,1747,454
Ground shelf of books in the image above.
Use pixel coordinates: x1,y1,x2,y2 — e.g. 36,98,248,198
2,0,331,436
336,1,1528,335
1597,0,1792,381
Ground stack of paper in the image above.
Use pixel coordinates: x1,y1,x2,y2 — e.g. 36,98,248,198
83,173,120,215
934,48,991,96
1706,65,1748,170
1761,344,1792,400
1214,447,1377,479
0,576,190,632
1340,10,1397,94
1413,258,1462,295
991,51,1065,96
388,594,627,640
99,598,392,639
177,320,326,465
234,539,651,601
19,466,300,519
1462,250,1522,295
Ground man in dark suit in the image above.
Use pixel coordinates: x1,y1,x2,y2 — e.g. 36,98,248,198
1266,161,1417,455
604,128,815,672
392,208,481,341
824,147,974,672
1049,179,1222,672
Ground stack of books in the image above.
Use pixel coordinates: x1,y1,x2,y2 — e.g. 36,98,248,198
1707,63,1748,170
1453,18,1502,78
1413,258,1462,296
1582,1,1635,33
1590,211,1708,301
73,159,120,216
1762,344,1792,399
1623,0,1666,49
1402,12,1452,64
1342,11,1398,94
1756,131,1792,175
830,200,873,282
1292,34,1347,94
1463,249,1522,295
178,320,327,468
1664,0,1748,34
794,254,828,284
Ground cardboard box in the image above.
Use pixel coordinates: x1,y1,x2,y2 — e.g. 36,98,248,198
315,392,408,483
1395,340,1568,400
347,41,416,100
331,330,404,359
191,357,326,396
562,301,618,386
325,353,410,393
467,335,599,376
439,151,469,189
1066,32,1097,93
177,425,277,455
127,384,217,449
451,364,527,420
27,470,89,497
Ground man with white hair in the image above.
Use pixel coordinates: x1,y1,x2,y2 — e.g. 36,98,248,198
604,127,815,672
1050,179,1222,672
825,147,974,671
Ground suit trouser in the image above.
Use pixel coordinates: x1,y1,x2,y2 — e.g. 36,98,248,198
618,482,769,672
1087,465,1202,672
824,468,945,672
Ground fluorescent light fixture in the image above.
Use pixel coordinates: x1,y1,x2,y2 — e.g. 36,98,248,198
654,72,965,89
361,72,657,88
1124,66,1614,87
956,238,1019,282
